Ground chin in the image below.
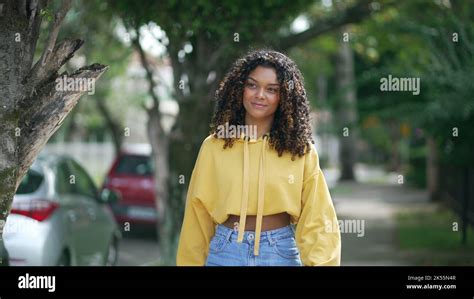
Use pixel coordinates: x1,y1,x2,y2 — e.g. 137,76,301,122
247,110,269,120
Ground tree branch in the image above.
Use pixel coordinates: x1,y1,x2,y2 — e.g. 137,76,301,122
17,63,108,184
276,0,376,50
168,44,185,103
22,0,47,73
38,0,72,66
131,30,161,112
95,95,123,155
24,39,84,97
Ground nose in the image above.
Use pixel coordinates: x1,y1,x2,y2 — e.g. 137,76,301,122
255,87,265,99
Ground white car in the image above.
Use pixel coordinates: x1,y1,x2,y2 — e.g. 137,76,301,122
3,155,121,266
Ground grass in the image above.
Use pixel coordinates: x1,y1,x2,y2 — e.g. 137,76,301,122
396,208,474,265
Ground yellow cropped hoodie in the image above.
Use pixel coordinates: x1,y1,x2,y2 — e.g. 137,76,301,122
176,133,341,266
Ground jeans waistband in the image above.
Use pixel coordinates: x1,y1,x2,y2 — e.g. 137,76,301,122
214,223,295,245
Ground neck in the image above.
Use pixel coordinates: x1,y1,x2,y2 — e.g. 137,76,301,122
245,114,273,139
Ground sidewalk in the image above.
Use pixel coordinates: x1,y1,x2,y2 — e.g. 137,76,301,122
334,182,432,265
324,164,432,266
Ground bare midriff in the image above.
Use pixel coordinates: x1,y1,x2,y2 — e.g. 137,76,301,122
222,212,290,231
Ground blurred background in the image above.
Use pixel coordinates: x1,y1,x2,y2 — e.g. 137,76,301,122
2,0,473,266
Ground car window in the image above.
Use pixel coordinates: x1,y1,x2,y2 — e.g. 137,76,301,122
56,162,74,195
115,155,153,176
68,160,98,200
17,169,44,194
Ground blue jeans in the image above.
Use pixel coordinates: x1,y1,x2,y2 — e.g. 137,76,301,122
205,224,303,266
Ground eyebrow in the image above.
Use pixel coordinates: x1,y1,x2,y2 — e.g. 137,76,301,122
247,76,280,86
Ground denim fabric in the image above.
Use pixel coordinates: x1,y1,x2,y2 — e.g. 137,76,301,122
205,224,303,266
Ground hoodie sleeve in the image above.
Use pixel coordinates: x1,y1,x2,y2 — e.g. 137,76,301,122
176,139,217,266
294,146,341,266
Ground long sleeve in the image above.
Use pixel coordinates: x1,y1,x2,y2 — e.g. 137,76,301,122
295,147,341,266
176,140,217,266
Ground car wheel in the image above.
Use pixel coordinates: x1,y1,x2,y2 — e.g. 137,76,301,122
57,250,70,266
105,237,119,266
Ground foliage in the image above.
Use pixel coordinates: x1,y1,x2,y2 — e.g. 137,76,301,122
353,1,473,168
49,0,133,143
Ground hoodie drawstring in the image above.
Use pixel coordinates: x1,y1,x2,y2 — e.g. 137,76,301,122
237,134,267,256
237,136,250,243
254,135,267,256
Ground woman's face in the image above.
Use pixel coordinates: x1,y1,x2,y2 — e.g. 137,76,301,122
242,66,281,122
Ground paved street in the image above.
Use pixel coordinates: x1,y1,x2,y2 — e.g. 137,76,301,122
117,226,160,266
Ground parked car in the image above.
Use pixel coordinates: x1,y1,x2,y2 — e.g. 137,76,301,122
3,154,121,266
103,144,158,227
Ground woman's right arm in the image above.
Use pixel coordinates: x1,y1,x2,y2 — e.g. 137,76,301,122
176,138,217,266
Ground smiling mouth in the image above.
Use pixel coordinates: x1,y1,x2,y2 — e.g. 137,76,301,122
251,102,267,109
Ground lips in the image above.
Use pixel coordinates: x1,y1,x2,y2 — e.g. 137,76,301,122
251,102,267,109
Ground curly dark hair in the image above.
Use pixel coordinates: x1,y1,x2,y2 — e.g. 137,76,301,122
209,49,314,160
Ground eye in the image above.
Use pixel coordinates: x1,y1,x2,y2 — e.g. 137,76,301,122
267,88,278,93
245,82,256,88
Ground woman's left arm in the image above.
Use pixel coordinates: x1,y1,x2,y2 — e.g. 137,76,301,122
294,147,341,266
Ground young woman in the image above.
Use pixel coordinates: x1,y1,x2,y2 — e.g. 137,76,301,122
176,49,341,266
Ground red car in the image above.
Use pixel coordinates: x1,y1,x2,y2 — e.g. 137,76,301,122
103,144,158,226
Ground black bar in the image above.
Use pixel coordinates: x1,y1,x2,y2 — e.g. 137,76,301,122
0,266,473,298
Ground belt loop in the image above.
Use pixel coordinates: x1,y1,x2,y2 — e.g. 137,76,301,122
267,230,276,246
289,224,296,235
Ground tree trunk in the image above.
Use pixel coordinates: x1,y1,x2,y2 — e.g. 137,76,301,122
426,136,440,201
387,120,401,172
146,107,169,263
316,74,331,165
131,32,174,264
166,92,215,262
131,27,225,264
335,28,358,181
0,1,107,227
95,96,123,156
